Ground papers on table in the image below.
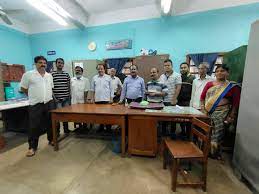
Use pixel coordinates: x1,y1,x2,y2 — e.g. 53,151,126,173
145,106,204,115
0,99,29,111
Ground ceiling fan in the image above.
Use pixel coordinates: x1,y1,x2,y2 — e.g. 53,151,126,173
0,6,13,25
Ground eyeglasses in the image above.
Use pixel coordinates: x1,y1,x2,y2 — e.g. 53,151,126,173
57,61,64,64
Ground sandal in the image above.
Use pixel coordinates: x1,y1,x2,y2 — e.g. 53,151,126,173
48,141,54,146
26,149,35,157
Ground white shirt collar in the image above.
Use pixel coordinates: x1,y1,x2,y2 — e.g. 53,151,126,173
33,69,47,77
198,74,210,80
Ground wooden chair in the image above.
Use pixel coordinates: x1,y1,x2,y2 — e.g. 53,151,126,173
163,117,212,192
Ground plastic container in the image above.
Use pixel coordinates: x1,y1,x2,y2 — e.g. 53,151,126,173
4,87,15,100
111,135,121,154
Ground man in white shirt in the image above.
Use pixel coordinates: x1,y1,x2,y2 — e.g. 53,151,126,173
20,56,55,157
71,65,90,105
91,64,114,133
91,64,114,104
110,68,122,103
190,62,214,110
71,64,90,132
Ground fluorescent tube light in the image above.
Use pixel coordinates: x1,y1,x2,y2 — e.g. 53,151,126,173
27,0,68,26
161,0,172,14
44,0,72,18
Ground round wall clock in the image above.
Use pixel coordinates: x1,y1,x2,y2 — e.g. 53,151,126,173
88,41,96,51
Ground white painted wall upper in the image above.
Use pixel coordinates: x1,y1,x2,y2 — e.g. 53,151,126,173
1,0,259,34
172,0,259,15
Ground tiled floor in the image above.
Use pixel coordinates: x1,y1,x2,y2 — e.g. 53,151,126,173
0,134,252,194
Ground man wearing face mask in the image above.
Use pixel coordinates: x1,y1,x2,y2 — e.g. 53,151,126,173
20,56,55,157
177,62,195,139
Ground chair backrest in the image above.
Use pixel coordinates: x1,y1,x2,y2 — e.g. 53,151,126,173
191,117,212,158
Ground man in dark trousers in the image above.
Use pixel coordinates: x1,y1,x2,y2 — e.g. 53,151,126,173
21,56,55,157
177,62,195,139
52,58,71,135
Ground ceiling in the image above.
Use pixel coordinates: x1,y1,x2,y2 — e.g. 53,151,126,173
0,0,259,34
0,0,50,24
75,0,156,14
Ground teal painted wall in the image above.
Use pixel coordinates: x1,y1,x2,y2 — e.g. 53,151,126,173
1,3,259,72
0,25,32,70
30,3,259,72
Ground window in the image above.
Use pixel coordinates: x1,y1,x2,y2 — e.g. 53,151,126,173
188,54,224,78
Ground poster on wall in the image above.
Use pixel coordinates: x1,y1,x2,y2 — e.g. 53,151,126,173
105,39,132,50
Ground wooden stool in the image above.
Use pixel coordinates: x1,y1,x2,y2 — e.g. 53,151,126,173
163,118,212,192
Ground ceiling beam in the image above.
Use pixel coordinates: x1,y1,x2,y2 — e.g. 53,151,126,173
54,0,89,28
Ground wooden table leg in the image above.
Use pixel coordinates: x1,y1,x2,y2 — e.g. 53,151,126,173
51,113,58,151
121,118,126,157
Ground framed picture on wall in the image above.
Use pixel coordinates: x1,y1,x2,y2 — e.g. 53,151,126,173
105,39,132,50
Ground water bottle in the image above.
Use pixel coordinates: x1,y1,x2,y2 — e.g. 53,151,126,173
125,99,129,108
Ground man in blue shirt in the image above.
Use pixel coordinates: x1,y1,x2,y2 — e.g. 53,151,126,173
119,65,145,103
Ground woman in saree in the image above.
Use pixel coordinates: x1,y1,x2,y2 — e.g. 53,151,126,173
200,64,241,160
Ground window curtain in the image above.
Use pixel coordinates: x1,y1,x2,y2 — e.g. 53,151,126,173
189,53,218,75
106,58,130,74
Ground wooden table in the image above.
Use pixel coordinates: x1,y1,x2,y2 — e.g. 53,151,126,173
51,104,127,156
127,108,208,157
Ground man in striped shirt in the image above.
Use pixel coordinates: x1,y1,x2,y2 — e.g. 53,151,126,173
146,68,168,103
52,58,71,135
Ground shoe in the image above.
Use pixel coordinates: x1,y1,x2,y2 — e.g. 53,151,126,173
97,126,104,134
26,149,35,157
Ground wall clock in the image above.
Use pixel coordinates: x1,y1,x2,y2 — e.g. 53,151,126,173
88,41,96,51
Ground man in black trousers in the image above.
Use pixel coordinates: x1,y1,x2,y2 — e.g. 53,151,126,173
21,56,55,157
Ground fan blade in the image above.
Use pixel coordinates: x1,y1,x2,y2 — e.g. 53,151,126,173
0,13,13,25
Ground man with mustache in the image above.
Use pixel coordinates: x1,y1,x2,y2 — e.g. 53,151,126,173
146,68,168,103
71,64,90,132
21,56,55,157
119,64,145,104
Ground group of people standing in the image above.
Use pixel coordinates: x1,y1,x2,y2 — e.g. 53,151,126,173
20,55,240,160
